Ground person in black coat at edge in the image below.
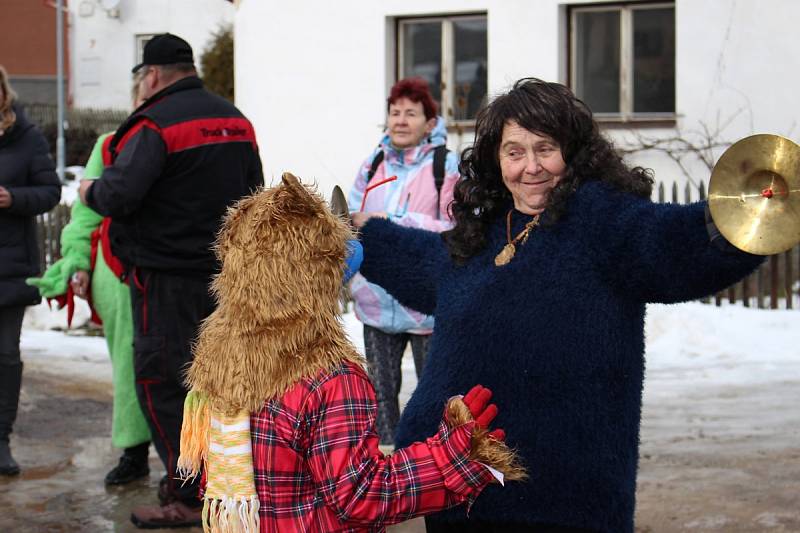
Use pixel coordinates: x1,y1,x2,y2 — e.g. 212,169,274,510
353,78,764,532
0,65,62,476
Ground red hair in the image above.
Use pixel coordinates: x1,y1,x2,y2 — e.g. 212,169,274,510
387,77,438,120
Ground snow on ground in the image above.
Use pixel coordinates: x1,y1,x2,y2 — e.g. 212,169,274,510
643,302,800,397
20,300,800,404
19,299,370,389
21,299,110,381
23,295,93,332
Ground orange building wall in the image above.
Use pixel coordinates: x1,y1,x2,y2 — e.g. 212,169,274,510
0,0,70,76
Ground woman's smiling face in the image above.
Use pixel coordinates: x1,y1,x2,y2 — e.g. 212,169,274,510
387,97,435,150
498,120,566,215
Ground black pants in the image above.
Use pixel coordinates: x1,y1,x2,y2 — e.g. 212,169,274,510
0,305,25,441
130,269,214,506
362,324,430,444
425,517,598,533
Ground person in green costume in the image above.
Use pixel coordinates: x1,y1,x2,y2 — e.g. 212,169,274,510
28,88,152,484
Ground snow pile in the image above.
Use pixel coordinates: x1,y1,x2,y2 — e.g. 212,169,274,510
20,301,799,397
21,300,108,371
644,302,800,391
21,329,109,364
23,298,92,332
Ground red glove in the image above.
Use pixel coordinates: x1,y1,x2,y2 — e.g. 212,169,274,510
463,384,505,441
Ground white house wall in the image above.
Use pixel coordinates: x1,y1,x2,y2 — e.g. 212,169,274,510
235,0,566,194
677,0,799,137
70,0,234,110
236,0,799,198
617,0,800,192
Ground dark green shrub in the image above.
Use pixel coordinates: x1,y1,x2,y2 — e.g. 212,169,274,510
201,24,234,102
23,104,129,167
41,123,102,167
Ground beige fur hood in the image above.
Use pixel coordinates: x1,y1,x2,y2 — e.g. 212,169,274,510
186,173,363,414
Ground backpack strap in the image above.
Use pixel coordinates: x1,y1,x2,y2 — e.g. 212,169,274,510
432,144,448,196
366,144,449,218
366,150,385,183
367,145,448,189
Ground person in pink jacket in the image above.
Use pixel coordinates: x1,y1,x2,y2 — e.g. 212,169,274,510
348,77,459,445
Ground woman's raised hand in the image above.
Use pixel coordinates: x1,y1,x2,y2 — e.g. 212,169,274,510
351,211,388,229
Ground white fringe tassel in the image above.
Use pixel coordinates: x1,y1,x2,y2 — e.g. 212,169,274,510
202,495,260,533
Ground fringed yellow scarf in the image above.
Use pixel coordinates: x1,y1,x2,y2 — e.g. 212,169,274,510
179,391,260,533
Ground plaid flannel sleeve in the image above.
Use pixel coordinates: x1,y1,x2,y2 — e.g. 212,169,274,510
304,368,494,527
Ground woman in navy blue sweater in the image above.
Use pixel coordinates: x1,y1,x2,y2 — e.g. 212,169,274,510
354,78,763,533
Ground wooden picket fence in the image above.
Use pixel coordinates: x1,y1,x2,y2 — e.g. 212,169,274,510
35,204,71,274
658,181,799,310
34,182,799,310
23,104,128,134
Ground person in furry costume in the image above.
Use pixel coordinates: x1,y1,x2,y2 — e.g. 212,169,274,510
178,173,525,533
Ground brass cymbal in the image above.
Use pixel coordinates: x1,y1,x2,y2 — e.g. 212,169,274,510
708,134,800,255
330,185,351,224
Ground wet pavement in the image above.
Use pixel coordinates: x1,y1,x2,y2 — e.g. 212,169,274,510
2,344,798,532
0,368,190,533
0,357,422,533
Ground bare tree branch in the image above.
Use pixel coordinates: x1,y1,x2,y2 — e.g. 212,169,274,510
617,109,748,188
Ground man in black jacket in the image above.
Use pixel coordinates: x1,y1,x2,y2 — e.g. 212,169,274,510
0,68,61,477
79,34,264,529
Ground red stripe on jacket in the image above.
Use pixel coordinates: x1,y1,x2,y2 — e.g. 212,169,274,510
101,134,114,166
89,134,128,282
160,117,256,154
114,118,161,157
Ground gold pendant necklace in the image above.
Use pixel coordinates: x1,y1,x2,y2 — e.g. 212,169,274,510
494,210,540,267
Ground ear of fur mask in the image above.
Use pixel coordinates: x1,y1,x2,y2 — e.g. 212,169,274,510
187,173,362,414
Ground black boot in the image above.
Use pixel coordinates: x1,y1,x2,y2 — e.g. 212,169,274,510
0,440,19,476
105,441,150,485
0,361,22,476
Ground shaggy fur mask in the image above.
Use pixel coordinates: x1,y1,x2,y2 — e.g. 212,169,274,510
186,173,363,414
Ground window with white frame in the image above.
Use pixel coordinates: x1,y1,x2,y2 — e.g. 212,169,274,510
135,34,158,66
569,3,674,120
398,14,487,124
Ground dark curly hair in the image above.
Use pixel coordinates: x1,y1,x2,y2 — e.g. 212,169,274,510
444,78,654,264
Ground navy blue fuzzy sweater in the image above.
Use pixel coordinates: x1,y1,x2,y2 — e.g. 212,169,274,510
359,181,763,532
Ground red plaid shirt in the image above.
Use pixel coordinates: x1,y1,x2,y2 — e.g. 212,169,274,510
248,361,494,532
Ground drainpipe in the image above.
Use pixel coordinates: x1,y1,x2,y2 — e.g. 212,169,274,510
56,0,65,182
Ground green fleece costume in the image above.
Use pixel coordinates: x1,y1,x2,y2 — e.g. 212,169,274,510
28,133,150,449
